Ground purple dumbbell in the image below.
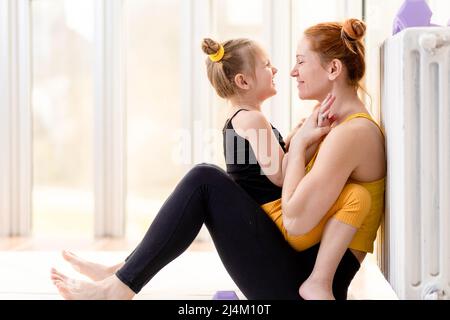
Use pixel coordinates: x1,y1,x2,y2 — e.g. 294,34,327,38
393,0,433,35
212,290,239,300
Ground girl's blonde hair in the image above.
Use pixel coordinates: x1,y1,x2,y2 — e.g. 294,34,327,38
201,38,260,99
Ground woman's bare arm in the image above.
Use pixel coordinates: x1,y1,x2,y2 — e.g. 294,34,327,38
282,124,369,235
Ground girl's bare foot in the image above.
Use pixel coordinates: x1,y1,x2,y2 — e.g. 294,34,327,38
62,250,124,281
50,268,135,300
299,276,335,300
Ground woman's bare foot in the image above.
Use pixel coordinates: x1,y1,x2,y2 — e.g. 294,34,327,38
62,250,124,281
299,276,335,300
50,268,135,300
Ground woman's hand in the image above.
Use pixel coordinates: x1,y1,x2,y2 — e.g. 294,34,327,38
289,94,336,151
317,94,336,127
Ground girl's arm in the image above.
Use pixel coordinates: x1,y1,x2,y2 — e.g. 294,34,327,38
281,152,289,180
232,110,285,187
283,118,320,169
285,99,335,175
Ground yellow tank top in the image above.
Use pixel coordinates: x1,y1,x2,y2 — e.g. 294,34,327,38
306,112,386,253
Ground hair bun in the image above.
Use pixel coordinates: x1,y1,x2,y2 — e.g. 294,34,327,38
201,38,221,56
342,18,366,40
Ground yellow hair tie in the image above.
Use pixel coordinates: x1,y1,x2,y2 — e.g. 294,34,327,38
209,45,225,62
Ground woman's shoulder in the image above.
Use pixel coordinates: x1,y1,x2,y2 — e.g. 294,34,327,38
334,115,383,143
325,116,386,180
321,117,381,157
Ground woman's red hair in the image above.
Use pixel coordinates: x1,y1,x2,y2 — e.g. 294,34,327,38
304,18,366,89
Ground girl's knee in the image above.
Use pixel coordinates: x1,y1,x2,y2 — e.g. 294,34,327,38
186,163,228,182
339,183,371,212
332,184,372,228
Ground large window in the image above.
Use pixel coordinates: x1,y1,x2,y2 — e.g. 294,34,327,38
12,0,437,241
31,0,94,237
125,0,183,239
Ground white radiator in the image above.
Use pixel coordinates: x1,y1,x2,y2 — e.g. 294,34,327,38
381,27,450,300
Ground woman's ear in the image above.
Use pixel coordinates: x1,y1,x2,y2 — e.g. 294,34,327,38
327,59,342,81
234,73,250,90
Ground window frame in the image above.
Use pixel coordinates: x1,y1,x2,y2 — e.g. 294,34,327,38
0,0,32,236
93,0,126,237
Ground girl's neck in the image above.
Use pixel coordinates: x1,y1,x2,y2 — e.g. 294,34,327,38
229,97,262,112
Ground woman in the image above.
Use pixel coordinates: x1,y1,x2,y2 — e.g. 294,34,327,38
51,19,385,300
263,18,386,299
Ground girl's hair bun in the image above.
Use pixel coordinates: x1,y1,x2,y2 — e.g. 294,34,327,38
202,38,221,55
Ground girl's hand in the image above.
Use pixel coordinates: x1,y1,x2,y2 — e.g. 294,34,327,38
290,94,335,151
285,118,306,151
284,94,331,151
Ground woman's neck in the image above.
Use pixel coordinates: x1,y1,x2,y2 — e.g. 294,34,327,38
326,85,367,125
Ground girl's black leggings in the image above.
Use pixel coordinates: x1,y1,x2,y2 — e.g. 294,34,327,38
115,164,360,300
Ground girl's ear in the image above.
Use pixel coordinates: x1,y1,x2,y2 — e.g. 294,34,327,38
234,73,250,90
327,59,343,81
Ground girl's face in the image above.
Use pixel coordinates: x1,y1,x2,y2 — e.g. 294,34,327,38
290,37,332,100
251,47,278,102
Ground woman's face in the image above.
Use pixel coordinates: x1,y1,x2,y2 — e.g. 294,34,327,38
290,37,332,101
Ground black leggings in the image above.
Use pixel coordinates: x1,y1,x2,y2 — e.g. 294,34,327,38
115,164,360,300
